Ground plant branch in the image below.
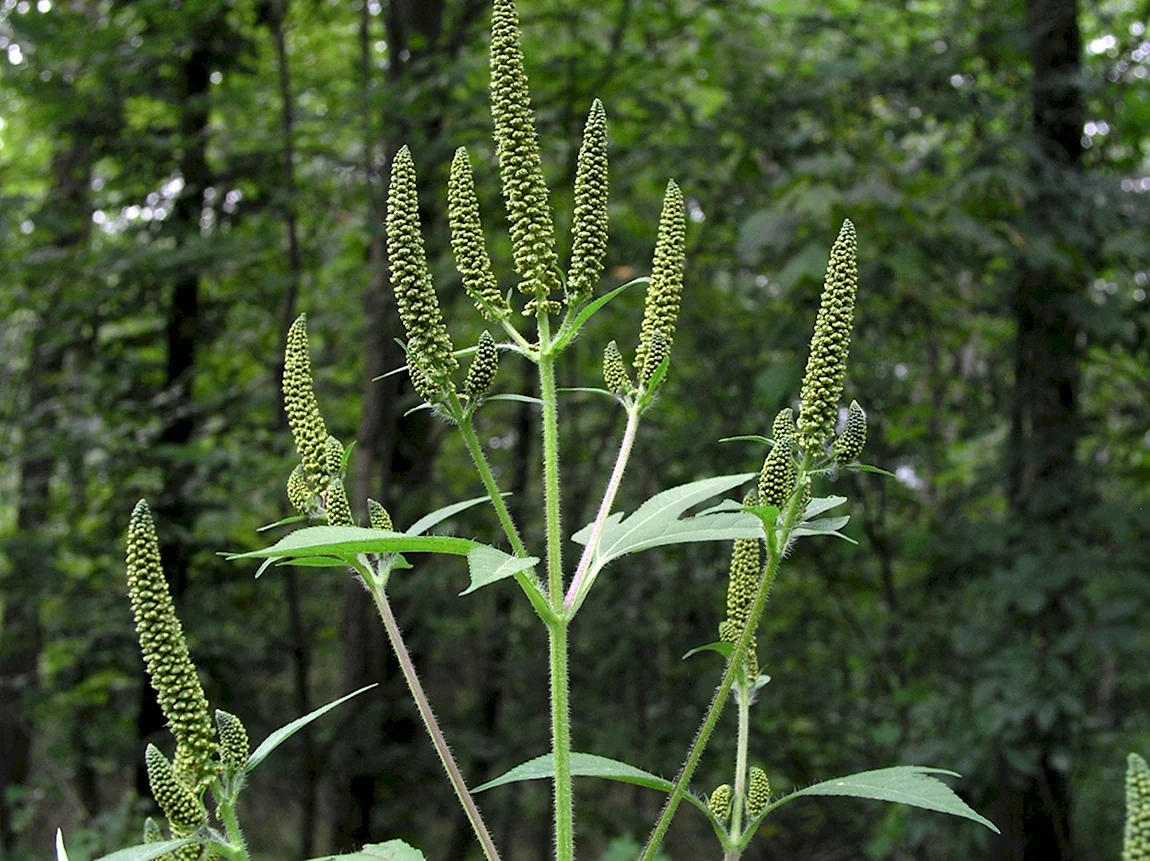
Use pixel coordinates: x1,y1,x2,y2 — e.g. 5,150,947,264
564,405,639,613
724,681,751,861
639,459,811,861
366,579,502,861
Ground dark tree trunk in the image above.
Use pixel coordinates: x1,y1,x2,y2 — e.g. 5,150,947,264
994,0,1084,857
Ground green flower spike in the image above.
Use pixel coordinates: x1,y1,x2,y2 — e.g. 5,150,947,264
771,407,795,444
834,400,867,464
326,478,354,527
284,314,330,481
143,818,163,844
724,514,761,634
388,146,459,401
324,435,344,476
797,219,859,453
708,784,732,823
747,766,771,817
759,434,797,510
602,340,631,395
465,331,500,400
215,710,250,773
127,501,216,790
449,147,510,321
368,498,393,531
634,180,686,377
567,99,609,304
640,329,670,388
490,0,559,309
287,464,312,515
1126,752,1150,861
145,744,205,835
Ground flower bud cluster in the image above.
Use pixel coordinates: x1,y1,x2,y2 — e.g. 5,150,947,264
634,181,685,383
1127,752,1150,860
449,148,510,321
567,99,608,304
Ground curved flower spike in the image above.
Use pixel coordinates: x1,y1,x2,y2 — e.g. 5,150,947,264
284,314,330,481
449,148,510,321
634,180,686,376
145,744,205,835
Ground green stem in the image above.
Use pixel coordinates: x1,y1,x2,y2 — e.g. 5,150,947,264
537,314,574,861
453,399,528,558
216,796,248,861
367,581,502,861
639,459,811,861
723,682,751,861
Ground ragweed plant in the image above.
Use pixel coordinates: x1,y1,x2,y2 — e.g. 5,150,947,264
60,3,999,861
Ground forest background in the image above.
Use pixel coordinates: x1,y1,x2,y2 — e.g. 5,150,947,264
1,0,1148,859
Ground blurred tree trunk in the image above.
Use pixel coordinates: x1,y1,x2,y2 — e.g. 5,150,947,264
0,132,92,850
995,0,1084,857
134,17,217,795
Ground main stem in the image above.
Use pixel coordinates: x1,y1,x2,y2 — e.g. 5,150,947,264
639,466,809,861
538,316,574,861
217,795,249,861
564,406,640,612
368,582,502,861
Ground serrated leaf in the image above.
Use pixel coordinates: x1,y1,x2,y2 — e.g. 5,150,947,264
765,766,999,833
93,839,200,861
682,641,734,661
227,527,479,563
305,840,427,861
848,463,897,477
572,473,759,566
246,684,377,772
462,546,539,596
405,494,510,537
551,278,645,353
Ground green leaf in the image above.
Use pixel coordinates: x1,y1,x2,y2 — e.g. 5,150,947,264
802,496,847,519
551,278,645,353
305,840,427,861
571,473,760,567
405,494,510,536
461,546,540,596
403,402,435,417
246,684,377,772
718,434,773,445
257,514,308,532
92,840,200,861
635,353,672,409
682,641,734,661
847,463,897,477
483,393,544,406
473,752,713,817
792,515,850,535
764,766,999,833
227,526,479,564
558,386,617,398
55,830,69,861
274,556,348,569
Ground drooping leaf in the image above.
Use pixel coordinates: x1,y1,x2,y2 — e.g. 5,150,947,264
227,527,480,564
483,394,544,406
763,766,999,833
246,684,377,772
718,434,773,445
681,641,735,661
304,840,427,861
405,494,511,537
93,839,201,861
461,546,540,596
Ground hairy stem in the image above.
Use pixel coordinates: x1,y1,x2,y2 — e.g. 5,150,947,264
548,619,574,861
454,401,529,558
723,682,751,861
565,406,640,613
538,321,564,606
367,581,502,861
640,460,810,861
217,796,249,861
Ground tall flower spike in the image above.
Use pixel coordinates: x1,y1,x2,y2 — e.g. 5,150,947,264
388,146,458,400
127,501,216,790
708,784,732,823
567,99,609,304
634,180,686,375
490,0,559,307
215,710,250,773
759,434,797,510
747,766,771,817
834,400,867,464
602,340,631,395
287,464,313,515
465,330,500,399
368,498,393,531
797,220,859,452
284,315,330,481
326,478,354,527
1126,752,1150,861
449,147,510,321
145,744,205,835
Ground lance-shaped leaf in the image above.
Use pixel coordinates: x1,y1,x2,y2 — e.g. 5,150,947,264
226,526,481,565
303,841,427,861
245,684,377,772
404,494,512,537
